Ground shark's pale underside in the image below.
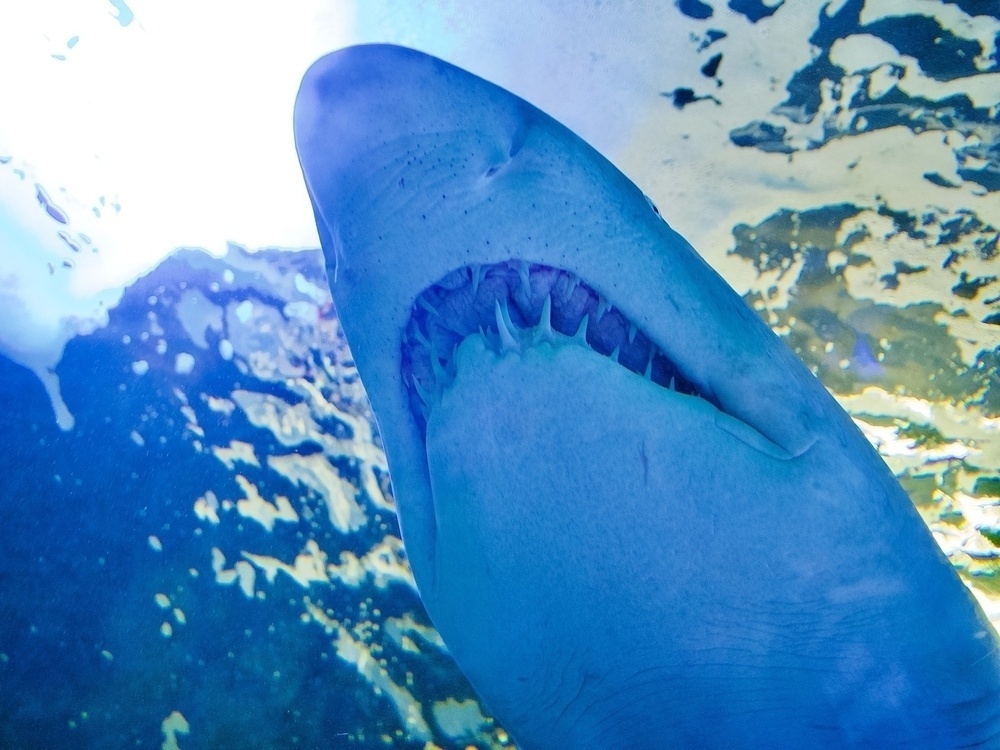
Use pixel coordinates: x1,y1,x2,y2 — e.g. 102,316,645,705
293,44,1000,748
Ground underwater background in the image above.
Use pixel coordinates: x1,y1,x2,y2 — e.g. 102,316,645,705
1,1,999,747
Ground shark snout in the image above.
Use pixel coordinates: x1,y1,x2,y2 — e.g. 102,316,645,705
294,44,529,235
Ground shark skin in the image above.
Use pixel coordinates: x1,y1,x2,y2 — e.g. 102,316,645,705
294,44,1000,748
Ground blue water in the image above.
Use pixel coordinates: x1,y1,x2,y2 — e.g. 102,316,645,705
0,249,480,748
2,2,1000,747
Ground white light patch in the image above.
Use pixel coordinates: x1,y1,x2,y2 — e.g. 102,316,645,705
160,710,190,750
233,301,254,324
432,698,490,742
0,1,355,268
174,352,195,375
0,0,356,426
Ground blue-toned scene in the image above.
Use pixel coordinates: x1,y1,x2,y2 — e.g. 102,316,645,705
2,1,1000,748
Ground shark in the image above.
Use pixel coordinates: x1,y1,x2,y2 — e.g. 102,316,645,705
293,44,1000,748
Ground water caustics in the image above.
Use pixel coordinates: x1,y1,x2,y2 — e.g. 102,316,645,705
2,1,1000,747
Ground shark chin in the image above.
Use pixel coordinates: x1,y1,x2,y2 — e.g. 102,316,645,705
294,43,1000,748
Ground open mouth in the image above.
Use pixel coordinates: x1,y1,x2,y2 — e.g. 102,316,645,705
402,259,718,433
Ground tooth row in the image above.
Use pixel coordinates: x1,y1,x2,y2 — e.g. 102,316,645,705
404,260,695,423
421,289,669,386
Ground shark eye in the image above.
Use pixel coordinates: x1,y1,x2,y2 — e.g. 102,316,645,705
644,194,662,218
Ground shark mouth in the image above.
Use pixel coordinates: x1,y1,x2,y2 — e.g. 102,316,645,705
402,259,717,433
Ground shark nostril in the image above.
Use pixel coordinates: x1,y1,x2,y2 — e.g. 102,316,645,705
401,259,709,433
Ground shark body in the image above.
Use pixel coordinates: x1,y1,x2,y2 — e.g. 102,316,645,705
294,44,1000,748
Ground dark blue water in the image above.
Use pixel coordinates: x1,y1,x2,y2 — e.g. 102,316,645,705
0,248,481,749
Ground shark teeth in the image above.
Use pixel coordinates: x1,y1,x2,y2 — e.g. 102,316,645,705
533,295,554,345
412,373,434,412
595,298,611,321
573,315,590,344
417,296,439,317
413,326,432,349
494,299,519,352
402,259,707,431
431,351,450,383
470,263,484,295
518,260,532,297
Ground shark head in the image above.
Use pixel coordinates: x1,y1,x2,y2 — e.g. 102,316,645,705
294,44,1000,748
